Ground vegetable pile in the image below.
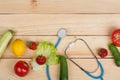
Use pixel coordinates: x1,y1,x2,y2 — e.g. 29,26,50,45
30,41,59,71
109,29,120,67
2,28,120,79
36,41,59,65
96,29,120,67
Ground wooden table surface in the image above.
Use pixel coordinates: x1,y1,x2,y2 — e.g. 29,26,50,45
0,0,120,80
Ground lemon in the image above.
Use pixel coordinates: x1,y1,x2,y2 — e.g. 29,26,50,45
11,39,26,57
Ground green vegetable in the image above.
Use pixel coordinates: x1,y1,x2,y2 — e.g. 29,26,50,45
36,41,59,65
59,56,68,80
0,30,14,57
109,43,120,66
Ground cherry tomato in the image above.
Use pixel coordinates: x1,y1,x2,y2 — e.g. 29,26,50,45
36,55,46,65
14,61,29,77
112,29,120,46
98,48,108,58
27,41,37,50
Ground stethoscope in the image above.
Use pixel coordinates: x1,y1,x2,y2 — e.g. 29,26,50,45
65,38,104,80
46,28,104,80
46,28,67,80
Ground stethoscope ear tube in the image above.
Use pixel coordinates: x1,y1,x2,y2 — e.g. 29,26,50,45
65,38,104,80
85,61,104,80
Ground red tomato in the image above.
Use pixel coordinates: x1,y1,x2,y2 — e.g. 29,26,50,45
14,61,29,77
27,41,37,50
112,29,120,46
36,55,46,65
98,48,108,58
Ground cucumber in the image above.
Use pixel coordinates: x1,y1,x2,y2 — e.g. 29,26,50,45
109,43,120,66
0,30,14,57
59,56,68,80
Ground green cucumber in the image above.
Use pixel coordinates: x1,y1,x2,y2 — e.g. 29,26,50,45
59,56,68,80
0,30,14,57
109,43,120,66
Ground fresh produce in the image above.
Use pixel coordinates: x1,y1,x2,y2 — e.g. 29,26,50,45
30,41,59,71
0,30,14,57
59,56,68,80
27,41,37,50
14,61,29,77
36,41,59,65
30,58,46,71
112,29,120,47
109,44,120,66
36,55,47,65
98,48,108,58
11,39,26,57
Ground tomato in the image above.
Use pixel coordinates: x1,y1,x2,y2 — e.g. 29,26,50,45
36,55,46,65
112,29,120,46
98,48,108,58
27,41,37,50
14,61,29,77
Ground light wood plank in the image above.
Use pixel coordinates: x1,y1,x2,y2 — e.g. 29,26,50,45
2,36,113,58
0,0,120,13
0,59,119,80
0,14,120,35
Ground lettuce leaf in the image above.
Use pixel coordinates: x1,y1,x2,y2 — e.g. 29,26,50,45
36,41,59,65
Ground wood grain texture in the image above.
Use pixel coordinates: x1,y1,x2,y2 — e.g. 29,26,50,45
2,36,113,59
0,14,119,35
0,0,120,13
0,59,119,80
0,2,119,79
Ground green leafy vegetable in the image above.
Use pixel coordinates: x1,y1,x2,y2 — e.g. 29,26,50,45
36,41,59,65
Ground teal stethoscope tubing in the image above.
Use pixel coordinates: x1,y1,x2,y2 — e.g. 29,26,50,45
85,61,104,80
46,37,62,80
65,38,104,80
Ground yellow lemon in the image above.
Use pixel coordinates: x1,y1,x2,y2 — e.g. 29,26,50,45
11,39,26,57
